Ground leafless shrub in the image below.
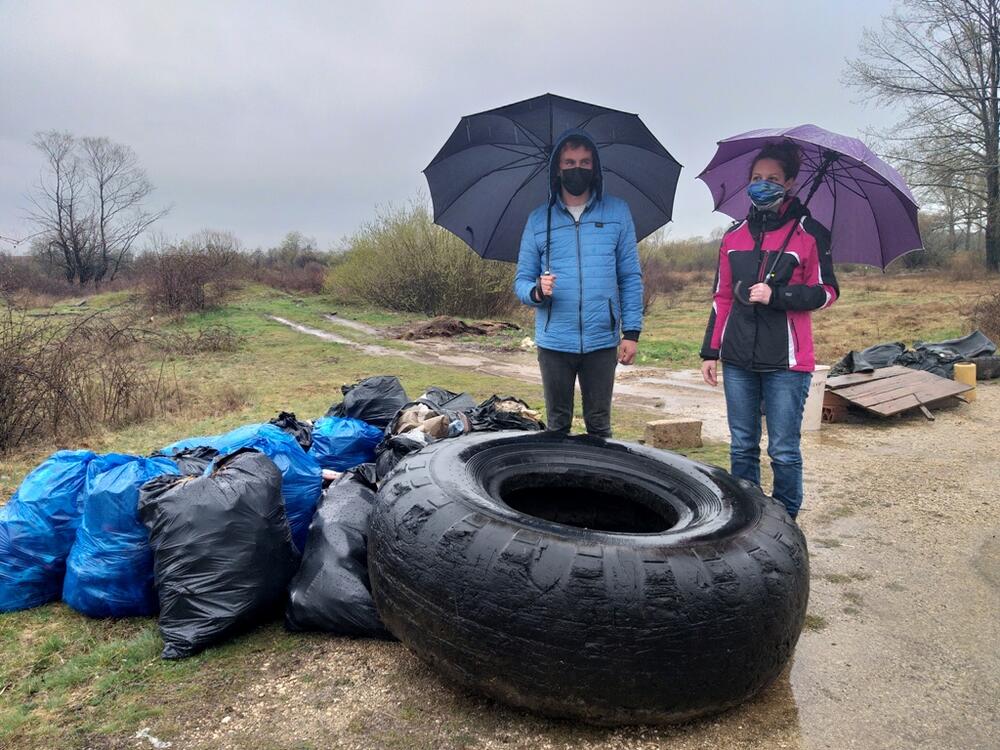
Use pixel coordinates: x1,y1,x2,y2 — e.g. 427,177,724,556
966,288,1000,343
139,231,244,313
252,261,327,294
152,325,243,354
0,305,186,452
945,251,986,282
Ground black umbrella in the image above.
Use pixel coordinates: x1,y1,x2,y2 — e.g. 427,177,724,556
424,93,681,262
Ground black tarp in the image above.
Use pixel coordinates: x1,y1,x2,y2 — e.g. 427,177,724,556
830,331,998,379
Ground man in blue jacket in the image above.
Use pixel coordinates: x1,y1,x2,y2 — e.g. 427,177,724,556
514,128,643,437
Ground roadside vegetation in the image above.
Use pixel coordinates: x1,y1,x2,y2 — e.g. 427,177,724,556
1,199,997,750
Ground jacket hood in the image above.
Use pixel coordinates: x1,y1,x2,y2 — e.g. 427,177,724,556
549,128,603,203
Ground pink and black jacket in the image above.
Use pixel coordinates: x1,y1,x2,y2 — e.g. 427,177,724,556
700,198,839,372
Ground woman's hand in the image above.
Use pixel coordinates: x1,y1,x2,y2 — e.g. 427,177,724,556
701,359,718,387
749,283,772,304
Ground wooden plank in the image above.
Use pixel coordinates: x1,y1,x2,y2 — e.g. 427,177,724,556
834,370,936,401
851,376,968,408
824,365,972,418
826,366,912,389
868,392,961,417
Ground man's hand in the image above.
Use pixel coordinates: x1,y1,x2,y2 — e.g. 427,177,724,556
701,359,718,387
749,283,772,305
539,273,556,297
618,339,637,365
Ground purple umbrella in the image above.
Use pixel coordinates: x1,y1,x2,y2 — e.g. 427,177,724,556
697,124,921,268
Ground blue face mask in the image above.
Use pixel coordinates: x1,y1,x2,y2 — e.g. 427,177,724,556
747,180,787,211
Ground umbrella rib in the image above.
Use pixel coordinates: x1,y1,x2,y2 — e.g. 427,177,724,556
593,140,681,165
480,160,550,259
602,166,670,215
488,113,548,151
825,164,878,201
432,150,546,219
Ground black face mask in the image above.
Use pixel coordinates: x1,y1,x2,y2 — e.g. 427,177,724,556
560,167,593,197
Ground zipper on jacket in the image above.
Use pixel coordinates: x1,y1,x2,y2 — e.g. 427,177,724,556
575,219,584,353
608,298,616,331
750,225,764,369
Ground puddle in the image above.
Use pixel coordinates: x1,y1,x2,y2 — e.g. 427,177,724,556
323,313,382,336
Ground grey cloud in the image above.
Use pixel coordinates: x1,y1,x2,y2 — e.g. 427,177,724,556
1,0,900,251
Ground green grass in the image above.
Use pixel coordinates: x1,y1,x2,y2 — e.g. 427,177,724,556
0,285,734,748
1,271,980,747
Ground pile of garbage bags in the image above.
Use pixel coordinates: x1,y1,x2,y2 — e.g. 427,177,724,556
831,330,998,379
0,374,544,659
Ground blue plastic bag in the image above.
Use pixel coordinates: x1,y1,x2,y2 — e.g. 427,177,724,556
308,416,382,472
0,450,97,612
160,423,322,551
63,454,180,618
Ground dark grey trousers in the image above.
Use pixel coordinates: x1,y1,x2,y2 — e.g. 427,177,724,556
537,346,618,437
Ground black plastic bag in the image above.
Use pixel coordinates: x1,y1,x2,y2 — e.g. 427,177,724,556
269,411,314,451
375,432,432,480
285,466,390,637
139,449,300,659
151,446,219,475
915,330,997,360
325,375,410,429
419,387,477,412
469,395,545,432
895,349,951,378
829,342,907,377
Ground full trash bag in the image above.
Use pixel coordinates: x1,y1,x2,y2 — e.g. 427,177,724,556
151,446,219,475
269,411,314,451
140,449,300,659
469,395,545,432
160,423,322,552
0,450,97,612
325,375,409,429
63,454,181,618
308,416,383,471
285,466,389,637
375,431,432,480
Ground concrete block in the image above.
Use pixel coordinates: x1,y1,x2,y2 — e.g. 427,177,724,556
644,419,703,450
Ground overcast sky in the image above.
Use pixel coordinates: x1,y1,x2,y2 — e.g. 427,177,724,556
0,0,900,252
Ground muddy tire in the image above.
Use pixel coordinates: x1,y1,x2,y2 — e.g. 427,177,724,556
369,431,809,725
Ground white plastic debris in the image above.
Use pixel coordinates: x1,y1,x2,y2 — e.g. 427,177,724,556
519,336,536,351
134,728,173,748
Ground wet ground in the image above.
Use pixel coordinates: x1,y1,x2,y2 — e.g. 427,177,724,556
166,318,999,750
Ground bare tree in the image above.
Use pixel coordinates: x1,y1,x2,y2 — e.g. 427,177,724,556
847,0,1000,268
27,131,167,285
81,137,168,283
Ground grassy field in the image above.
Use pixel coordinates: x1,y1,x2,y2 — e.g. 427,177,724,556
0,270,991,748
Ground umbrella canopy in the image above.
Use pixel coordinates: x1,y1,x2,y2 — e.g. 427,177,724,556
424,93,681,262
697,124,921,268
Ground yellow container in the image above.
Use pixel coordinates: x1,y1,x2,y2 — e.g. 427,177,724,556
954,361,977,402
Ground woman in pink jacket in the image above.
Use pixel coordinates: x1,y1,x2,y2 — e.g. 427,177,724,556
700,141,839,519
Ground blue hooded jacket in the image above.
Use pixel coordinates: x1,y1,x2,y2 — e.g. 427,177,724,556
514,128,643,354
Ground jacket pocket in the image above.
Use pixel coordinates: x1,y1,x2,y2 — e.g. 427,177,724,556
608,298,617,331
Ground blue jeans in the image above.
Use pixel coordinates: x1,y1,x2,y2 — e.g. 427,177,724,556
722,364,812,518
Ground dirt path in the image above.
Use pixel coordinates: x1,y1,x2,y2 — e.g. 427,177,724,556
269,314,731,440
161,327,999,750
